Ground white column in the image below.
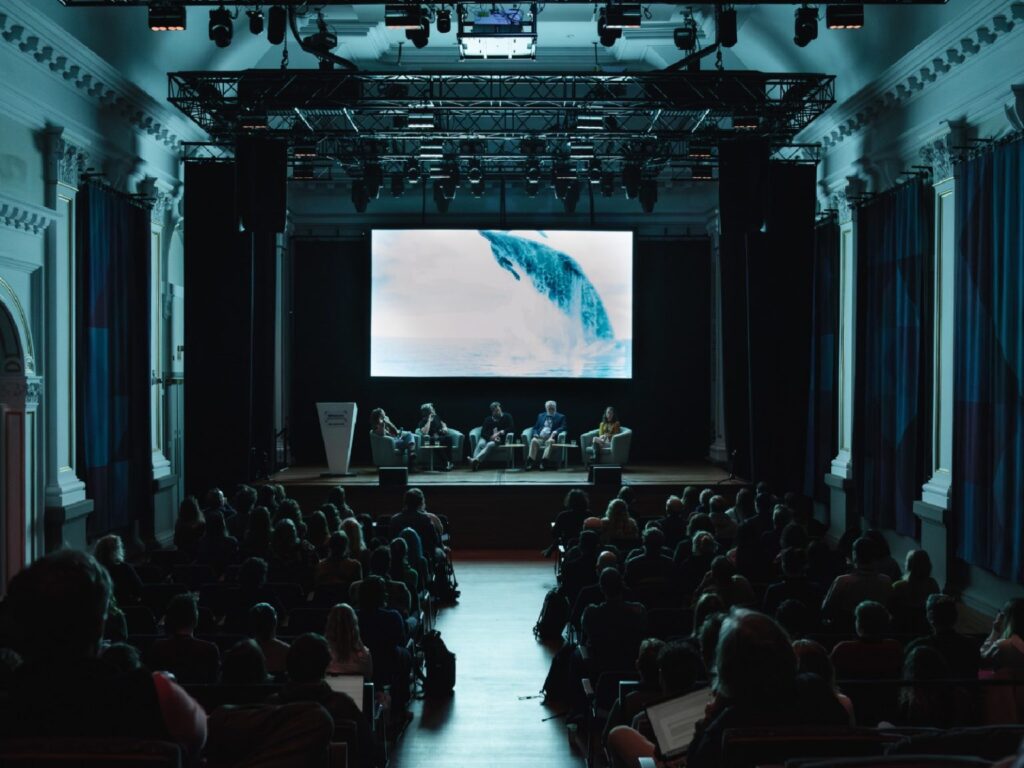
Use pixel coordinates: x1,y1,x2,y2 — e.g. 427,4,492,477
142,177,172,481
40,127,89,512
707,209,728,463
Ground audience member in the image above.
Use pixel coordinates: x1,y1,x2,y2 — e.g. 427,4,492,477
325,603,374,678
0,550,206,757
240,505,273,560
221,638,269,686
763,547,824,616
898,645,968,728
249,602,290,675
203,487,237,525
793,639,855,724
673,512,714,565
356,576,412,718
864,529,902,582
147,593,220,684
268,518,318,592
730,520,772,585
552,488,591,544
229,556,284,629
707,495,737,543
228,484,258,539
624,526,674,588
580,567,648,671
327,484,356,520
570,549,621,631
94,533,143,606
317,531,363,588
320,503,342,534
174,495,205,559
271,633,373,768
590,498,639,545
759,504,793,561
696,555,756,609
398,527,431,592
660,495,689,550
601,638,665,742
775,598,816,640
980,598,1024,722
726,488,755,526
101,641,143,675
389,488,442,563
389,536,420,609
343,517,372,574
195,509,240,575
821,536,893,627
891,549,941,618
830,600,903,680
904,593,980,680
305,509,331,559
351,546,412,618
677,531,717,598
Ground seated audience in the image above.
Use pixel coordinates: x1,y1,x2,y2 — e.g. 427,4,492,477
570,549,621,632
305,509,331,560
904,593,981,680
249,602,290,675
677,531,718,598
228,556,284,629
240,505,273,560
343,517,372,574
830,600,903,680
695,488,714,517
726,488,755,525
898,645,969,728
793,639,855,724
891,549,941,619
696,555,756,609
327,484,356,520
659,495,690,551
624,526,675,588
94,533,143,606
350,547,412,618
101,641,142,675
980,598,1024,722
174,495,205,560
601,637,665,741
203,487,237,525
759,504,793,561
707,494,737,543
763,547,824,616
581,567,648,672
552,488,592,545
673,512,715,565
588,498,639,545
864,529,902,582
357,576,412,719
730,520,773,585
195,509,240,575
228,484,258,539
388,488,442,564
325,603,374,678
775,598,816,640
268,518,318,593
0,550,206,758
821,536,892,627
270,633,373,768
221,639,269,686
317,531,363,587
398,527,431,593
389,536,420,611
147,593,220,684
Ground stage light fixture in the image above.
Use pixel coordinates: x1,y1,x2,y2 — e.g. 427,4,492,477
826,4,864,30
525,160,542,185
391,174,405,197
639,179,657,213
525,179,540,198
600,172,615,197
691,164,714,180
688,143,713,159
733,116,759,131
351,180,370,212
407,24,430,48
623,164,641,199
604,3,642,30
247,8,264,35
433,181,451,212
419,141,444,159
267,5,286,44
364,162,384,199
436,8,451,33
587,160,603,185
467,160,484,185
561,180,581,214
209,6,233,48
577,113,605,131
409,110,435,130
403,159,422,184
794,5,818,47
718,6,737,48
569,143,595,160
386,4,422,29
597,9,622,47
673,25,697,51
239,112,268,131
149,3,186,31
292,163,315,181
293,144,317,159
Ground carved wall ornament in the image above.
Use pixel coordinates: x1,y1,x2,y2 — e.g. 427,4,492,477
25,376,42,407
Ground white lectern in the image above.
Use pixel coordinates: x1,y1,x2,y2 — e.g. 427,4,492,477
317,402,358,476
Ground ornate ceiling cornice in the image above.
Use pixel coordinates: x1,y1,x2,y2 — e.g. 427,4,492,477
0,192,59,236
0,0,204,151
799,0,1024,150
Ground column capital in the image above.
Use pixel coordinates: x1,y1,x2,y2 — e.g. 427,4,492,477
920,120,967,184
41,125,88,193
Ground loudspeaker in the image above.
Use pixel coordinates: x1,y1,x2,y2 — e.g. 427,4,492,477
379,467,408,487
718,139,770,236
236,137,287,233
592,465,622,486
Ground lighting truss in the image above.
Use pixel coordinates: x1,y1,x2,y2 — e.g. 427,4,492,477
60,1,950,5
170,68,835,182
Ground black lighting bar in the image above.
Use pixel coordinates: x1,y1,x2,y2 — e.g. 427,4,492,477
60,0,947,5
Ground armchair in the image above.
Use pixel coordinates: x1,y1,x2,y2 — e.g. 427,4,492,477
522,426,569,468
580,427,632,467
468,426,521,467
368,431,410,467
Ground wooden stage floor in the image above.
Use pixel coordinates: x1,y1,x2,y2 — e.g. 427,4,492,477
273,461,746,549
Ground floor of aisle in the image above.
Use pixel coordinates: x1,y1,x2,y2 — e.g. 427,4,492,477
390,551,580,767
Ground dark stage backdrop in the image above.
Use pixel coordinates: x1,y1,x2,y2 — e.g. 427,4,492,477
289,237,711,465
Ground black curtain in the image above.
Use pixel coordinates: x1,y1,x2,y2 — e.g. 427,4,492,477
289,237,711,465
804,219,840,504
184,162,276,496
720,163,817,491
76,184,152,537
853,179,933,537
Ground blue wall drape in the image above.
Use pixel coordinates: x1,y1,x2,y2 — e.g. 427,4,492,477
76,184,152,536
804,219,839,505
954,137,1024,582
854,180,933,537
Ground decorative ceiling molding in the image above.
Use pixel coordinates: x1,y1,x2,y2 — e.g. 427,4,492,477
799,0,1024,150
0,192,59,236
0,0,204,152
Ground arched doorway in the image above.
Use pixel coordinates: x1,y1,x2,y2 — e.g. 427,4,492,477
0,299,27,593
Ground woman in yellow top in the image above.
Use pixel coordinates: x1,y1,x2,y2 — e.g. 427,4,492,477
588,406,621,464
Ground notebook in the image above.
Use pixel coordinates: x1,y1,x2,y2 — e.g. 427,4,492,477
325,674,364,712
644,687,712,762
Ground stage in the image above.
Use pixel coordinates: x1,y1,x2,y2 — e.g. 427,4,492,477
273,461,747,549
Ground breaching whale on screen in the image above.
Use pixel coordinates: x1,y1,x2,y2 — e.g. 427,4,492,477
479,230,615,343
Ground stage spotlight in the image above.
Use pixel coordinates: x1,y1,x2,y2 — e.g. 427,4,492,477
673,24,697,51
364,162,384,199
794,5,818,47
351,180,370,212
391,174,405,198
525,179,540,198
718,6,737,48
292,163,315,181
623,164,641,199
691,164,714,180
433,180,452,212
293,144,317,159
826,4,864,30
604,3,641,29
569,143,595,160
386,5,422,28
688,143,712,159
733,116,759,131
403,159,422,184
407,23,430,48
597,9,622,47
562,180,581,214
149,3,186,31
436,8,451,33
587,160,603,185
639,179,657,213
247,8,264,35
600,172,615,197
467,159,484,186
267,5,287,44
209,6,233,48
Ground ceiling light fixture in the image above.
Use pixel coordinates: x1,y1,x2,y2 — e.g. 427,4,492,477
718,5,737,48
267,5,286,44
691,164,714,180
459,4,537,60
351,180,370,212
826,4,864,30
794,5,819,47
247,8,263,35
597,9,622,47
149,3,186,31
436,7,451,33
292,163,315,181
208,5,233,47
391,174,405,197
604,3,642,30
385,4,422,29
623,163,642,199
639,179,658,213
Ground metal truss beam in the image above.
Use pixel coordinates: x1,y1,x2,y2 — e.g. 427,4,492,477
61,1,949,6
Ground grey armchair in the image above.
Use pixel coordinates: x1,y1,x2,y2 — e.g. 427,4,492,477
468,426,521,467
522,426,569,467
369,431,412,467
580,426,632,466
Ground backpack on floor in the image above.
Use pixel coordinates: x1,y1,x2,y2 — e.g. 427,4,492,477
430,557,460,605
422,630,456,698
533,588,570,643
541,640,577,703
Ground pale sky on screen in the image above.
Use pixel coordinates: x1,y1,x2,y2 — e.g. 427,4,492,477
371,229,633,340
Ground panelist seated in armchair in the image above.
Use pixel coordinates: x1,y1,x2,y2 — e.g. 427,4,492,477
581,408,633,467
469,401,515,470
369,407,417,470
417,402,455,471
525,400,567,470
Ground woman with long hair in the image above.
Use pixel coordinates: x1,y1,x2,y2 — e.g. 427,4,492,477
399,527,430,590
241,506,273,560
587,406,621,466
174,496,205,559
324,602,373,678
599,498,639,544
981,598,1024,722
342,517,371,574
